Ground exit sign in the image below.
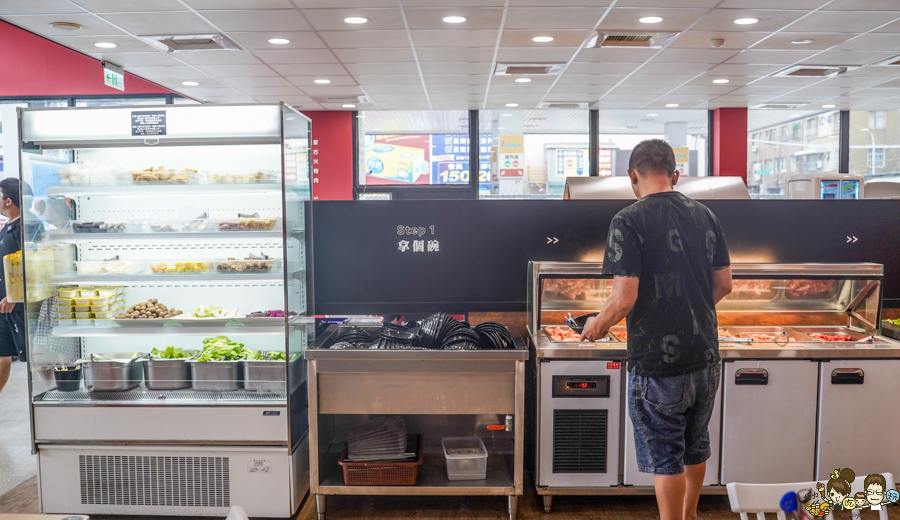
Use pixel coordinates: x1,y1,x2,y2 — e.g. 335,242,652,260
102,61,124,91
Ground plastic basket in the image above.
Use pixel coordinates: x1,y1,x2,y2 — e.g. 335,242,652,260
338,435,423,486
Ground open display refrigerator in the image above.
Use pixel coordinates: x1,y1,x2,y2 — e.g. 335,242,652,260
17,103,314,517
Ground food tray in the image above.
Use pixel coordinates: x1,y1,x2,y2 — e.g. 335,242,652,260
882,321,900,341
542,326,615,343
725,326,821,343
130,169,199,185
727,279,779,301
148,219,217,233
70,221,133,233
243,358,285,393
782,279,842,300
150,261,211,274
142,356,193,390
216,217,280,232
76,352,144,392
609,326,627,341
214,258,281,274
791,327,875,342
208,170,280,184
75,261,144,275
442,436,488,481
339,435,423,486
189,360,242,391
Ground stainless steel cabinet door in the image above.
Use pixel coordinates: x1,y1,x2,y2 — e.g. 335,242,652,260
817,360,900,480
721,360,818,484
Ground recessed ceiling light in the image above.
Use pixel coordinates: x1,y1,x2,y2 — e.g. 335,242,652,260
314,79,331,84
713,78,730,84
734,17,759,25
344,17,368,24
515,78,532,83
665,103,679,107
443,16,467,23
268,38,290,45
505,103,518,107
343,104,357,108
823,104,836,108
182,81,199,86
790,114,801,117
791,39,814,45
639,16,663,24
647,113,658,117
533,36,554,43
503,113,513,116
94,42,117,48
49,22,82,31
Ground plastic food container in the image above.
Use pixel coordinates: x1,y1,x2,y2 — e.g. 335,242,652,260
96,288,120,298
79,288,99,297
57,319,75,327
143,355,194,390
442,436,488,481
76,318,94,326
58,312,75,319
150,261,211,274
131,169,198,185
94,308,123,319
75,261,144,275
217,218,279,232
53,366,82,391
148,219,216,233
73,305,90,312
57,288,78,299
75,311,93,319
74,297,91,306
214,258,281,274
91,297,112,306
189,360,243,391
90,303,116,312
70,221,132,233
208,170,280,184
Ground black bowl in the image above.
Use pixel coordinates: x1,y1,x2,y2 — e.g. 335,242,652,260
567,312,598,333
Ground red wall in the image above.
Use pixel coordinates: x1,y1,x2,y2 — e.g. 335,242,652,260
0,20,172,96
712,107,748,182
305,111,354,201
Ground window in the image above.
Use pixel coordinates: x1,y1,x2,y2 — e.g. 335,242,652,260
792,122,801,140
790,155,797,172
868,148,886,169
74,97,167,107
869,110,887,130
780,126,788,142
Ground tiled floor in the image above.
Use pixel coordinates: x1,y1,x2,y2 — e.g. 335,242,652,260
0,360,37,497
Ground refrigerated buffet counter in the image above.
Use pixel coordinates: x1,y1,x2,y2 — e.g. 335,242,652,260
306,319,527,520
527,262,900,512
18,104,314,518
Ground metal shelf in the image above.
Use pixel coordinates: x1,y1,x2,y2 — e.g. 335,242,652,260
46,183,283,197
48,231,284,242
38,388,285,404
51,272,284,284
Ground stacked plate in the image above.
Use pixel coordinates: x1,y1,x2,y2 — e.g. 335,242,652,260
330,326,377,350
369,323,425,350
337,416,417,463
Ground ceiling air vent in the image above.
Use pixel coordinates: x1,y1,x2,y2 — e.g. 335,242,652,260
142,34,241,52
495,63,566,76
773,65,854,77
314,95,370,104
586,31,680,49
752,103,810,110
539,102,591,109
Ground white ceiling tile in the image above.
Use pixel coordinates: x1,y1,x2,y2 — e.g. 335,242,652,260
333,48,415,63
365,94,429,102
363,85,426,94
488,84,554,94
300,8,404,31
691,9,807,33
622,74,696,86
788,11,898,34
232,86,304,96
155,77,225,89
87,51,184,67
198,64,280,76
71,0,186,12
751,32,854,51
872,18,900,34
565,62,641,75
616,0,720,6
345,63,419,75
168,87,238,97
599,93,660,102
196,94,256,102
404,7,504,30
639,62,716,75
422,74,487,85
575,48,657,63
175,51,262,66
48,35,158,54
809,50,899,67
221,76,294,87
653,48,740,63
411,30,498,48
270,63,348,75
299,85,365,96
500,30,588,47
718,0,828,9
418,62,492,74
253,49,338,64
285,75,358,87
252,95,316,103
723,49,820,64
549,84,611,95
353,75,423,85
376,102,433,109
508,0,610,5
198,10,311,32
668,30,768,50
726,86,792,95
593,101,646,109
1,14,124,36
429,94,484,101
0,0,83,14
743,76,824,87
416,47,496,62
428,85,486,94
186,0,293,8
227,31,325,50
541,93,599,102
497,47,577,62
835,33,900,51
669,85,739,95
99,11,217,34
685,75,751,87
504,7,607,30
599,7,710,32
320,30,410,48
707,63,786,76
840,66,900,77
126,65,200,78
555,74,625,86
491,74,558,86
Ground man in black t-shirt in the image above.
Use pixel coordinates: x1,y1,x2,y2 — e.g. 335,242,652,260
581,140,732,520
0,178,26,397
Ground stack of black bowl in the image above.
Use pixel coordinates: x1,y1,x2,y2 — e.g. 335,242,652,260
329,326,377,350
328,316,516,351
369,323,426,350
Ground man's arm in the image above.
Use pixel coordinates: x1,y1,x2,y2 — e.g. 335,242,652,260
712,266,733,305
580,276,639,341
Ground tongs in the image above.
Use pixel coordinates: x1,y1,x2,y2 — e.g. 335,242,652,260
859,335,876,343
565,313,577,329
718,337,753,343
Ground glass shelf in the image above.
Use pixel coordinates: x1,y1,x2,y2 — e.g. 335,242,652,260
48,231,284,242
46,183,283,197
50,273,284,284
52,320,286,337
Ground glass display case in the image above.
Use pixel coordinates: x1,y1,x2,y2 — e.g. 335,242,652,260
17,103,313,517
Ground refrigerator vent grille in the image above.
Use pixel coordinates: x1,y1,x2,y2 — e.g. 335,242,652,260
552,409,607,473
79,455,230,508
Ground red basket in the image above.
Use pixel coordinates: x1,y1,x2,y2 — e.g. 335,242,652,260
338,435,423,486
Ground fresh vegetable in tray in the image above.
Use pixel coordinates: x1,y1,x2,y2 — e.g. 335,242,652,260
190,304,240,319
150,346,193,359
195,336,251,361
245,350,287,361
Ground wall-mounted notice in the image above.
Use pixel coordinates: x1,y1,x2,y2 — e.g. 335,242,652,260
131,110,167,136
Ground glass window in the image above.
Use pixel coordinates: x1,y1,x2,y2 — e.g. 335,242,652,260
849,111,900,179
747,110,840,199
74,97,167,107
172,97,200,105
357,110,470,187
479,109,588,199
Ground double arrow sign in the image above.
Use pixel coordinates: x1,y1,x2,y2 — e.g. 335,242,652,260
846,236,859,243
546,237,559,244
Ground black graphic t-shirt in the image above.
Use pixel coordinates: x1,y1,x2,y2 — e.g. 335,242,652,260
602,191,730,377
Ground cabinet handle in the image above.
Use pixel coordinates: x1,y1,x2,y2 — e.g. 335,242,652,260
831,368,864,385
735,368,768,385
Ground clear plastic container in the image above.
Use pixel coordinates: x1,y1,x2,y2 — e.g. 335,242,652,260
57,288,78,299
130,168,199,185
91,297,112,305
76,318,94,326
79,288,98,297
208,170,280,184
96,287,121,298
75,261,144,275
58,312,74,319
56,297,75,307
56,306,74,313
74,297,91,306
441,437,488,481
216,217,280,232
95,308,123,319
73,305,90,312
150,261,211,274
214,257,281,274
90,303,116,311
75,312,93,319
148,219,217,233
57,319,75,327
70,221,134,234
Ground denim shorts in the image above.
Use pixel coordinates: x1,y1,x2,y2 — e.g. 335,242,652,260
627,363,720,476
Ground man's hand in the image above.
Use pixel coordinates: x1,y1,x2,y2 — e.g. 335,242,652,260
580,315,608,342
0,297,14,314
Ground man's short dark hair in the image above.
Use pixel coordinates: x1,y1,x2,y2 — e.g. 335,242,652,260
629,139,677,177
0,178,20,209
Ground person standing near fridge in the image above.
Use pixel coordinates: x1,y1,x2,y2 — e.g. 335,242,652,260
580,139,733,520
0,178,26,396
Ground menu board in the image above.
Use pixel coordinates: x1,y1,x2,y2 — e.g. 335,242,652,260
131,110,167,136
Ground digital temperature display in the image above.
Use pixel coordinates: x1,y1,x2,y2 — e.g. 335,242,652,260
552,375,610,398
566,381,597,390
